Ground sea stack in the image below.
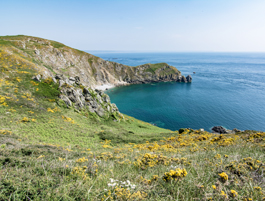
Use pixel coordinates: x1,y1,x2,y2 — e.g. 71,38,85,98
186,75,192,82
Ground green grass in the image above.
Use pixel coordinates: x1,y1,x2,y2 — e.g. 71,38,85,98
143,63,168,74
0,128,264,200
50,40,65,49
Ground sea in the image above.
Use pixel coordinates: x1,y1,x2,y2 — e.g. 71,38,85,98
87,51,265,132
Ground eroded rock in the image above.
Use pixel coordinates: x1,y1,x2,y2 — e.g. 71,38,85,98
186,75,192,82
212,126,227,134
32,74,42,82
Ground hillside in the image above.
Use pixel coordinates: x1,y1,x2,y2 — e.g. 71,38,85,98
0,35,191,90
0,35,264,200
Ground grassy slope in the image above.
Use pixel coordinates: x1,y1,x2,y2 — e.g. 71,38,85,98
143,63,178,75
0,38,265,200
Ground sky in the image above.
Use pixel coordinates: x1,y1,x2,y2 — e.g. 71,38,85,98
1,0,265,52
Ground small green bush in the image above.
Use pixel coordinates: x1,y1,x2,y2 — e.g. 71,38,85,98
34,81,59,99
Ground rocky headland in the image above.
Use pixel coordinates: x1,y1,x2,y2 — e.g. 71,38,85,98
0,35,192,91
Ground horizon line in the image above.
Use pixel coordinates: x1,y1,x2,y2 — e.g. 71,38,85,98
85,50,265,53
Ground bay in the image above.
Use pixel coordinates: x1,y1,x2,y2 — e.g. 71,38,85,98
87,52,265,132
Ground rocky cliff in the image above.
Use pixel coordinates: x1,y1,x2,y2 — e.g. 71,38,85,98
0,35,191,90
31,74,122,120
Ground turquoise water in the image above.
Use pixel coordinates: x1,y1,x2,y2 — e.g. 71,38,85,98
88,52,265,132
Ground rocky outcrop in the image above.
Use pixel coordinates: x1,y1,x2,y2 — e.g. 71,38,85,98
181,76,187,83
186,75,192,82
212,126,242,134
212,126,228,134
33,74,121,120
0,35,192,90
232,128,241,133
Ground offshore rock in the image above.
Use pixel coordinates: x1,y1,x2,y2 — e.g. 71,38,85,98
186,75,192,82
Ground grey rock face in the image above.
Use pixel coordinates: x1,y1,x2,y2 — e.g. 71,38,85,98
95,107,106,117
47,75,123,119
52,77,57,83
75,76,81,85
107,105,110,112
85,94,93,102
90,100,98,109
186,75,192,82
95,89,104,96
232,128,241,133
34,49,40,55
88,105,95,113
68,77,76,85
181,75,187,83
59,95,72,107
32,74,42,82
102,95,110,103
111,103,119,112
55,74,67,80
96,94,103,104
83,88,91,96
59,80,65,88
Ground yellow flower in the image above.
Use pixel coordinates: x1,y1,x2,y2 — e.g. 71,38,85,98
76,157,88,163
220,191,228,198
21,117,30,122
212,185,216,190
37,155,45,159
230,190,238,197
254,186,262,191
47,108,54,113
59,157,65,161
152,175,159,181
218,172,228,182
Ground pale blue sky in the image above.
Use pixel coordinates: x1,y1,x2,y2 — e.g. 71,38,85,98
1,0,265,52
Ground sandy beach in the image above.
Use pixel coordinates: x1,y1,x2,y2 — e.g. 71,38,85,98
94,84,115,91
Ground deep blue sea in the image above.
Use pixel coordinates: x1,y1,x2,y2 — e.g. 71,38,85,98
87,52,265,132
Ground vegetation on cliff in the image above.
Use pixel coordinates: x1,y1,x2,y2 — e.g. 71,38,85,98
0,35,188,90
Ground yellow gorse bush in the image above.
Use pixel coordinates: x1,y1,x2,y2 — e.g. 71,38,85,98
230,189,238,197
134,153,189,169
71,166,89,180
163,168,188,181
76,157,88,163
21,117,30,122
218,172,228,182
114,187,147,201
62,115,75,124
0,130,12,135
47,107,60,113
